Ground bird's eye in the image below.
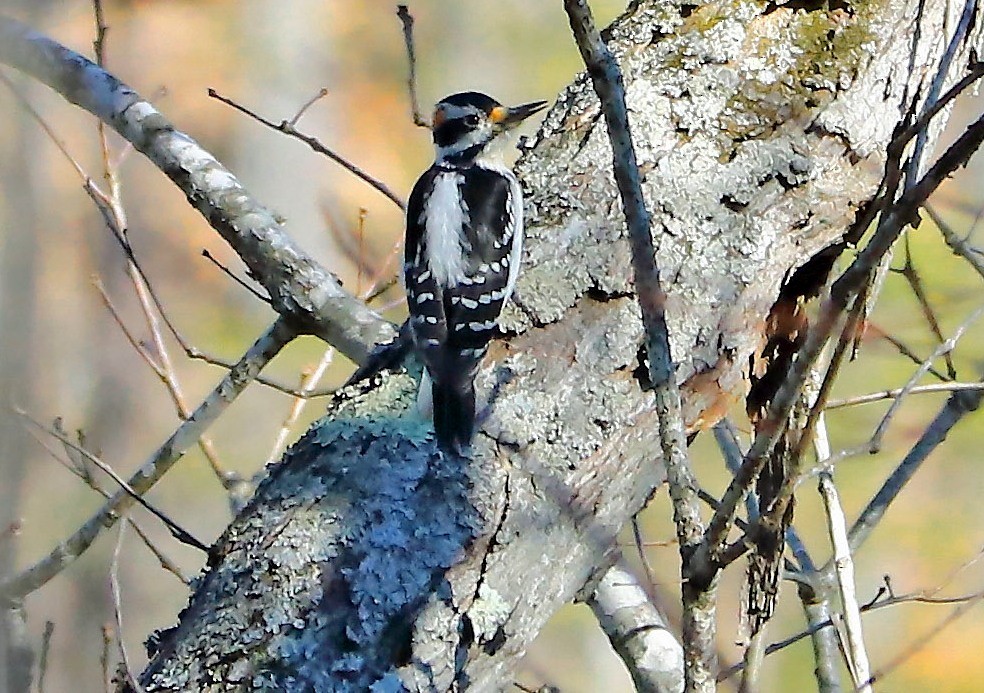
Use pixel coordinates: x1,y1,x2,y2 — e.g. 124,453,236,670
464,114,480,127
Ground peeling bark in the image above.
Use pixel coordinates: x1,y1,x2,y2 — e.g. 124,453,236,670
11,0,966,689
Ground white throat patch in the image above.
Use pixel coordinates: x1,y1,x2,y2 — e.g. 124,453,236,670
422,172,469,286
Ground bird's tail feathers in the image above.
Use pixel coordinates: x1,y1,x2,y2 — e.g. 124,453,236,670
431,370,476,455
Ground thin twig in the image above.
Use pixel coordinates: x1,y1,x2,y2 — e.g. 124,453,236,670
100,624,113,693
872,325,950,381
264,346,335,466
721,580,984,679
396,5,430,128
817,419,871,692
101,266,329,397
36,620,54,693
93,278,165,375
110,523,142,692
929,204,984,281
6,45,257,491
288,86,329,127
208,88,406,211
844,377,984,556
15,410,208,552
0,318,296,599
0,20,392,363
23,423,189,583
361,235,406,303
826,381,984,408
869,302,984,452
92,121,240,489
867,590,984,686
632,516,657,590
92,0,107,65
201,249,271,303
894,234,956,377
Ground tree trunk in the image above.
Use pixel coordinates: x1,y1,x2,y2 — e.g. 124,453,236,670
6,0,978,690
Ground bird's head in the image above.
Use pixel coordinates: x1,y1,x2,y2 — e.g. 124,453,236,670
431,92,547,165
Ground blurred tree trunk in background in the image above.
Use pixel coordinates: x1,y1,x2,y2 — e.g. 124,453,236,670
0,81,41,693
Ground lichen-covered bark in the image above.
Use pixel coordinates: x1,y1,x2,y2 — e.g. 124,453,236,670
137,0,981,690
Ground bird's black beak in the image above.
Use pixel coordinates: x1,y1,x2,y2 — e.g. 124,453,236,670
490,100,548,129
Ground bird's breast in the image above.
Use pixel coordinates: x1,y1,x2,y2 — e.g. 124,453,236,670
422,172,470,287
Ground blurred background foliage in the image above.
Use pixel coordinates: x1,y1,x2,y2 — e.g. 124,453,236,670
0,1,981,691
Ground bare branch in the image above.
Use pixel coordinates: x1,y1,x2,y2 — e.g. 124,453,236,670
0,318,295,599
200,249,271,303
869,302,984,452
845,377,984,556
264,346,335,466
563,1,708,688
895,235,956,378
207,88,406,212
288,86,329,127
396,5,430,128
587,562,685,693
817,462,871,690
930,204,984,281
110,524,141,692
872,324,951,381
15,410,208,553
36,620,54,693
21,422,189,583
826,381,984,409
800,599,843,693
702,82,984,575
0,16,393,364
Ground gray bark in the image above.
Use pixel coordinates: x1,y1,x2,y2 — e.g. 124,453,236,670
135,0,980,689
4,0,979,690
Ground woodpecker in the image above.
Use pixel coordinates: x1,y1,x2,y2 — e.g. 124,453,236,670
404,91,546,453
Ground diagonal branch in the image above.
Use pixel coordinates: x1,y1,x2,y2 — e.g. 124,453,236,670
0,318,295,600
564,1,707,689
207,88,406,211
0,15,393,365
843,376,984,556
588,561,685,693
